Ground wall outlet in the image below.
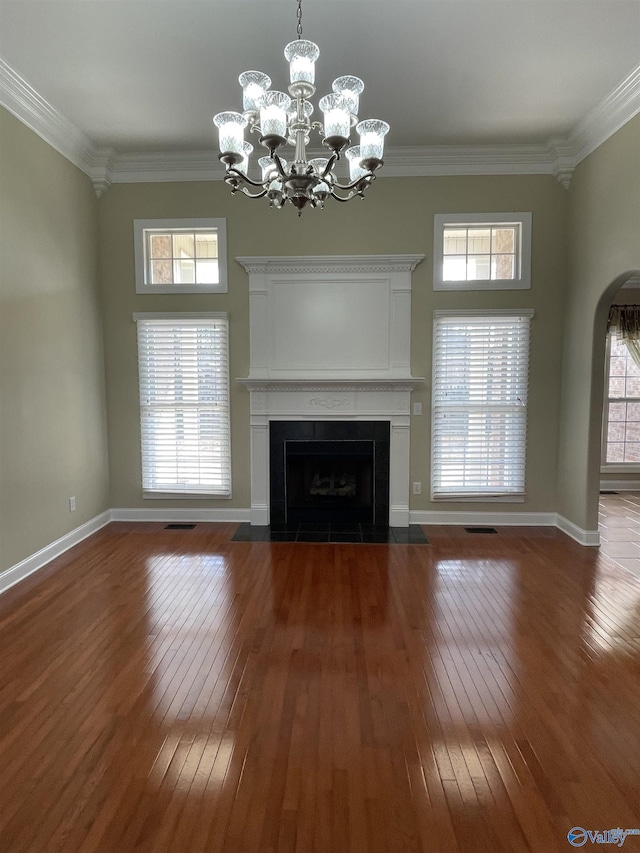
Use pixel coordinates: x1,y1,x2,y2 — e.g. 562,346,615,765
412,402,423,416
69,496,76,512
412,482,422,495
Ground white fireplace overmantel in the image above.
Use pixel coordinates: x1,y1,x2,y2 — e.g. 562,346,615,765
236,254,425,527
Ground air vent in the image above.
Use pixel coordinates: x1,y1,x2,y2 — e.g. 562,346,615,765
464,527,497,534
164,523,196,530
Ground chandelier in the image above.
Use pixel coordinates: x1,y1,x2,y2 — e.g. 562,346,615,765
212,0,389,215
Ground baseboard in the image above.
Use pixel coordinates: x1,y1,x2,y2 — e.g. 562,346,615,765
0,510,112,597
110,507,251,523
555,515,600,546
410,509,600,547
0,505,603,600
409,510,557,527
599,479,640,491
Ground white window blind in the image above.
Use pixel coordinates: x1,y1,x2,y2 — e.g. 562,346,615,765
135,314,231,496
432,312,532,499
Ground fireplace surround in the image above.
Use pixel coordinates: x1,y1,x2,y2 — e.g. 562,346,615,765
270,420,390,526
236,255,424,527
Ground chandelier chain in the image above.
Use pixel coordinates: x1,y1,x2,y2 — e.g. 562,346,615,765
296,0,303,38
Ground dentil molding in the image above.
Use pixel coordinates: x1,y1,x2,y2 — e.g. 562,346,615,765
236,254,425,275
2,56,639,194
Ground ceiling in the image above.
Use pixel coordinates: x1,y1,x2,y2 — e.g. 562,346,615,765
0,0,639,156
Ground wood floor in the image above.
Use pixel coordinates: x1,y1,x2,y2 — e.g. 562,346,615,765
1,522,639,852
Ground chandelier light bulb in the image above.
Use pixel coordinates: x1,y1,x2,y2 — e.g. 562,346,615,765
356,119,390,162
237,141,254,175
318,94,351,141
346,145,366,182
213,111,248,155
284,39,320,85
259,91,292,139
238,71,272,112
259,155,287,181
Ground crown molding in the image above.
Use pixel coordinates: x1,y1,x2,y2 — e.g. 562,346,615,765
570,63,640,165
0,58,95,176
1,56,639,194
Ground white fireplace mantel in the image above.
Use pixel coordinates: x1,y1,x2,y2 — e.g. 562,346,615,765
236,254,425,527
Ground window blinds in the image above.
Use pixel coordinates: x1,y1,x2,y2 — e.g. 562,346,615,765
432,312,531,498
135,315,231,495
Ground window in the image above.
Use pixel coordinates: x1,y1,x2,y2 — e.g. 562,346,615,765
135,314,231,496
602,331,640,468
433,213,531,290
431,311,533,499
134,219,228,293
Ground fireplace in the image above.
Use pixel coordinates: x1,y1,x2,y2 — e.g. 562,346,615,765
270,421,390,526
236,255,425,527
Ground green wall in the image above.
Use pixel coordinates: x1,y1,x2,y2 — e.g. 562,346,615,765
559,115,640,531
0,108,110,573
99,173,568,514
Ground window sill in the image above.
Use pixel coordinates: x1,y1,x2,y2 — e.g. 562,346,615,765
136,284,228,295
143,491,232,500
431,494,525,503
433,279,529,292
600,465,640,474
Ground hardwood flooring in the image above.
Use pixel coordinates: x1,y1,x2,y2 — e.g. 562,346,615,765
0,522,639,852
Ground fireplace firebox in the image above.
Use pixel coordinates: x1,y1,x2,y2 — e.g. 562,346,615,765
270,421,390,527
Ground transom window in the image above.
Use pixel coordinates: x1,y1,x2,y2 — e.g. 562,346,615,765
134,219,228,294
602,331,640,466
433,213,531,291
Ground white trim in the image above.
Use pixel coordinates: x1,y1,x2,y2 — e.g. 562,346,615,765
410,510,600,547
133,311,228,322
433,308,535,318
0,511,111,597
1,57,639,191
570,63,640,166
555,514,600,547
110,507,250,522
0,58,95,175
236,254,424,275
410,510,556,527
600,480,640,491
433,213,532,291
133,219,228,294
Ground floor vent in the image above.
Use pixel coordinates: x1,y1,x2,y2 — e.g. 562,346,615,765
599,490,618,495
464,527,498,534
164,523,196,530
